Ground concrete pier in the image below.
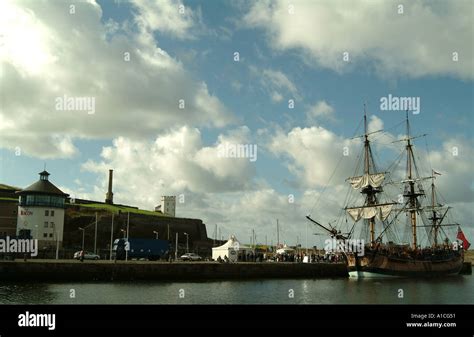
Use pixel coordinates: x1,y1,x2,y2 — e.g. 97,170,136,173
0,260,348,282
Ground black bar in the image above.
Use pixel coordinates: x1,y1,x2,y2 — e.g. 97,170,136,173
0,305,472,337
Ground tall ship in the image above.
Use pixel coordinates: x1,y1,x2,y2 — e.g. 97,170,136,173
307,109,470,278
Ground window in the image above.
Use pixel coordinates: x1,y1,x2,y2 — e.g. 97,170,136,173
45,210,49,216
49,233,53,238
43,233,47,238
50,222,55,228
44,222,48,228
50,196,65,207
51,210,55,217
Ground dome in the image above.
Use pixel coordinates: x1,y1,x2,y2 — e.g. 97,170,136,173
17,171,68,196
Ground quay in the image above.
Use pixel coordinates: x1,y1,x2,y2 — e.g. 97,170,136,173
0,260,348,282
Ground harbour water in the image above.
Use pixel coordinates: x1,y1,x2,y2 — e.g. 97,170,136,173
0,275,472,305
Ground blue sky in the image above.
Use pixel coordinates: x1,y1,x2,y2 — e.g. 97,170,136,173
1,0,473,247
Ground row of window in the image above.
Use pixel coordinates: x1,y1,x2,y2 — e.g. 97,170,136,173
45,210,55,216
43,233,54,238
44,222,55,228
20,195,65,208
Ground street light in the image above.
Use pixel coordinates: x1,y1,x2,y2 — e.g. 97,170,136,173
78,227,85,251
120,229,128,261
153,231,159,239
184,232,189,253
52,223,59,260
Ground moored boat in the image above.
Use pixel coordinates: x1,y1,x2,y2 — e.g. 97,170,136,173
307,108,470,278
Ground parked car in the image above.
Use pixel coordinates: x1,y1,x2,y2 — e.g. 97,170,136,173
180,253,202,261
73,251,100,260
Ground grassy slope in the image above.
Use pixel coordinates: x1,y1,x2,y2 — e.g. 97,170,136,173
0,184,21,190
73,203,169,217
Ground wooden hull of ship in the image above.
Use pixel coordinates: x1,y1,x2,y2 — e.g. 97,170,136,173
346,253,463,278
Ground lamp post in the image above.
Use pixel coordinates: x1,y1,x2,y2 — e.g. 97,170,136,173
153,231,159,239
175,233,178,260
120,229,128,261
184,232,189,253
53,223,59,260
78,227,85,251
109,213,114,261
126,212,130,261
94,212,98,254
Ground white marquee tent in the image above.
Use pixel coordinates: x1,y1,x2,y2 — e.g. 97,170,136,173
276,245,295,255
212,235,252,262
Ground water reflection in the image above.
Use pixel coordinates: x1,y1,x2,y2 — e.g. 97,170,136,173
0,276,471,305
0,283,56,304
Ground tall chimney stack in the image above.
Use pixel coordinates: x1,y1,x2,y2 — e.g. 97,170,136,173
105,169,114,204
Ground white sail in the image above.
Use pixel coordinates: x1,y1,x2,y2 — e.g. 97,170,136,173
347,204,393,222
349,173,385,189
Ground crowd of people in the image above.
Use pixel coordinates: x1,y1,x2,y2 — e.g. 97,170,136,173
215,251,345,263
368,243,461,261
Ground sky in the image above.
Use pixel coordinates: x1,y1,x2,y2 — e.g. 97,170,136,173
0,0,473,248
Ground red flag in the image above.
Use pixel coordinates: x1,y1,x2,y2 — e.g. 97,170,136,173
457,227,471,250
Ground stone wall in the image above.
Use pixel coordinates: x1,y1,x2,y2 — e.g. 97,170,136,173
0,261,348,281
63,210,213,255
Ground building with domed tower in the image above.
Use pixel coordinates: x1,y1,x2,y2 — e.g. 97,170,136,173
16,171,68,249
0,169,217,259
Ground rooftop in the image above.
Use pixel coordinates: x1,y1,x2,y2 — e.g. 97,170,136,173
17,171,68,196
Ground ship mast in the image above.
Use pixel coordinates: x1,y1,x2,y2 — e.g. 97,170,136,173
402,112,426,250
363,107,376,247
431,176,440,247
344,106,395,248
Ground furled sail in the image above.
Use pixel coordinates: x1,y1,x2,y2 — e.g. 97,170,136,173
349,173,385,189
347,204,393,222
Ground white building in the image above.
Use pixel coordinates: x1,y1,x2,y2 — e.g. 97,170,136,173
16,171,68,249
157,196,176,217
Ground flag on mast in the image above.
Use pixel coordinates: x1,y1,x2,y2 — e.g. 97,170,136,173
457,227,471,250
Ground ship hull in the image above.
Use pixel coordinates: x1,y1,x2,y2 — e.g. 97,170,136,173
346,252,463,278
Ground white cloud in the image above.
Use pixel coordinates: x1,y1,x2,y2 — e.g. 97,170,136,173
250,66,299,103
426,138,474,204
81,126,258,206
262,69,297,94
306,100,335,123
0,1,234,159
268,125,355,187
271,91,283,103
243,0,474,80
132,0,199,39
